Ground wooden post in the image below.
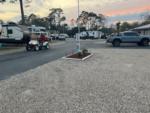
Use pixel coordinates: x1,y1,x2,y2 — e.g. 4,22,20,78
19,0,25,25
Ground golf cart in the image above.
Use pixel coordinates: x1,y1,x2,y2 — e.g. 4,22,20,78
26,34,49,51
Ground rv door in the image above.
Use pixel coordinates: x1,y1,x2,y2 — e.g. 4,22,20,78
7,29,13,39
13,27,23,40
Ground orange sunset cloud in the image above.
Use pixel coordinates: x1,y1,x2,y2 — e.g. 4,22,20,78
105,5,150,16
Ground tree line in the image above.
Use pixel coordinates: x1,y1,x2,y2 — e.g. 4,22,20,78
0,0,106,34
101,14,150,35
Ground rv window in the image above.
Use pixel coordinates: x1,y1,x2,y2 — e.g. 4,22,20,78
35,33,40,36
8,29,13,34
41,29,46,32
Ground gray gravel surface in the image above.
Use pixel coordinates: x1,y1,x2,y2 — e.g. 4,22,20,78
0,48,150,113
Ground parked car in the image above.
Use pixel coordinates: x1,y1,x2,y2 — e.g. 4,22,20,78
50,34,59,40
58,34,66,40
106,31,150,47
61,34,69,38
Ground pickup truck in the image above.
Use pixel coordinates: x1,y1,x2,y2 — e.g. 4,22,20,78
107,31,150,47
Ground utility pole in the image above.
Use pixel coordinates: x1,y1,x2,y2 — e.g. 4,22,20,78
76,0,81,52
0,0,25,24
19,0,25,25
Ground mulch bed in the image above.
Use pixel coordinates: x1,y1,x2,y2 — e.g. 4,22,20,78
67,52,91,59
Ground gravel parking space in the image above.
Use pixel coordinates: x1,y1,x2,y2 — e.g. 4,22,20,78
0,48,150,113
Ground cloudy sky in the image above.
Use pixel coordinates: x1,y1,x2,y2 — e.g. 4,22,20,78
0,0,150,24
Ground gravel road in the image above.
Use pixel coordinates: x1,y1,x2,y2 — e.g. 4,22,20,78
0,47,150,113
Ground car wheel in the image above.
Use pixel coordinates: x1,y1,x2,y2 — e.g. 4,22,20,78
137,42,142,46
142,39,149,46
112,40,121,47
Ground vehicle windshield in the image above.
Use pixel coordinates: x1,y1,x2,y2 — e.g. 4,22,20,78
124,32,139,36
40,29,46,32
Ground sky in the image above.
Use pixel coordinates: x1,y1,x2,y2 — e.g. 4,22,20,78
0,0,150,25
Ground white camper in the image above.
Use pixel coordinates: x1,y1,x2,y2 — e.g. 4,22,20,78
75,31,103,40
28,25,49,38
0,24,29,43
88,31,103,39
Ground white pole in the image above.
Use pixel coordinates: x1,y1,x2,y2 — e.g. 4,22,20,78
77,0,81,52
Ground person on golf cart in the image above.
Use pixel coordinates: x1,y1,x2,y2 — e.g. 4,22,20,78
31,33,38,40
39,33,48,43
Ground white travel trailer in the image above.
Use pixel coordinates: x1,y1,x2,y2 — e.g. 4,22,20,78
75,31,103,39
0,23,30,43
87,31,103,39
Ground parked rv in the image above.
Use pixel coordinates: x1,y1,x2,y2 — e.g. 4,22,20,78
0,23,30,44
75,31,103,40
28,25,49,39
80,32,88,40
88,31,102,39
